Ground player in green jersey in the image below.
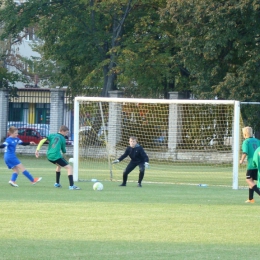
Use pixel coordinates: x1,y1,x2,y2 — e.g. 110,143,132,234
253,147,260,190
240,126,260,203
35,125,80,190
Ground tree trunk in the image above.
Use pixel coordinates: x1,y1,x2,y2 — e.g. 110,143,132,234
101,1,133,97
101,65,115,97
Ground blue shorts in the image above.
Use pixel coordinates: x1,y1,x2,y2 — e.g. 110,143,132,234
4,155,21,169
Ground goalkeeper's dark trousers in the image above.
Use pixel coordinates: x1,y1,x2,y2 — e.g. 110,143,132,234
122,162,145,185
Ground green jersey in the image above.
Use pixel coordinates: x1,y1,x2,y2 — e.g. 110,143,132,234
46,133,66,161
241,137,260,170
253,147,260,188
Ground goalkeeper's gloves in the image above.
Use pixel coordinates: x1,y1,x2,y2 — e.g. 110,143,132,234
144,162,149,169
112,159,120,164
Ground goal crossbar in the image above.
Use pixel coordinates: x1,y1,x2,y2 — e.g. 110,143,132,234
75,96,236,105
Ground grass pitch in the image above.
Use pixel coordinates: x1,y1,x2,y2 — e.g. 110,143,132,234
0,155,259,260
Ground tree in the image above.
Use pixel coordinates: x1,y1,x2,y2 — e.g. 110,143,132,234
0,0,192,98
0,1,158,96
0,26,20,94
161,0,260,101
115,0,182,98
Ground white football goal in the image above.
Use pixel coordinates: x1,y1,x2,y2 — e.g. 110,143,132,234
73,97,242,189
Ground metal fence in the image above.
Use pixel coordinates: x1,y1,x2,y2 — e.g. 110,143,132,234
6,88,73,141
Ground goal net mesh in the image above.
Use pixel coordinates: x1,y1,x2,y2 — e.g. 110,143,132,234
75,98,244,187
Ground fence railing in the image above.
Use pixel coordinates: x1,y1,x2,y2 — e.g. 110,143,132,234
0,88,73,142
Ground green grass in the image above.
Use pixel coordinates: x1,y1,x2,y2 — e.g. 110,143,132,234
79,158,247,188
0,156,259,259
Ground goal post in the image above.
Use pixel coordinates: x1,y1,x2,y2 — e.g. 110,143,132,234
73,97,241,189
232,101,240,189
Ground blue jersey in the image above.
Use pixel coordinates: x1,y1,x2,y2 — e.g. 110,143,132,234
2,137,23,169
3,137,23,156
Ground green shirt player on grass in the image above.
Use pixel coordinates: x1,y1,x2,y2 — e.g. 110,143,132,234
35,125,80,190
240,126,260,203
253,147,260,189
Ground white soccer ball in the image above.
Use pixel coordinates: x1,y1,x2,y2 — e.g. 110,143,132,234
69,158,74,163
93,182,103,191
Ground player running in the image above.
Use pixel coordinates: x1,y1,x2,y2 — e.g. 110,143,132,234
0,126,42,187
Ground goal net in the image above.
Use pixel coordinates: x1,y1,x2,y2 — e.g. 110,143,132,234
73,97,242,189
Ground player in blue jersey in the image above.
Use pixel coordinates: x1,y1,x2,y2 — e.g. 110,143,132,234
112,136,149,187
0,126,42,187
240,126,260,203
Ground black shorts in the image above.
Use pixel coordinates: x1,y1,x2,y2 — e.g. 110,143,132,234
48,158,68,167
246,169,258,180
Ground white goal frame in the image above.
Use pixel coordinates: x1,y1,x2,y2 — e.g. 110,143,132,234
73,97,240,189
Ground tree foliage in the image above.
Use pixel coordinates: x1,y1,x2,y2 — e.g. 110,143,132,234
0,0,178,97
1,0,260,101
0,28,20,94
115,0,182,98
161,0,260,101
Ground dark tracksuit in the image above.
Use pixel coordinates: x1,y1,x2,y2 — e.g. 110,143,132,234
118,144,149,185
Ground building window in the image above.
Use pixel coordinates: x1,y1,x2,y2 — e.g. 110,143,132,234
36,103,50,124
25,27,39,42
9,103,29,122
